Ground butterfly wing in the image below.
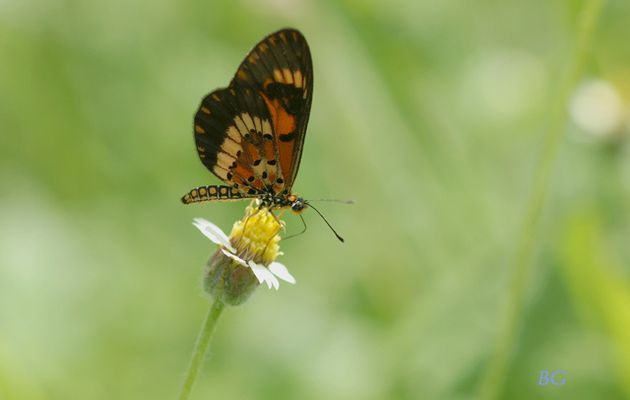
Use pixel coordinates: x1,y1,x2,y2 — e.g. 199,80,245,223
230,28,313,193
194,85,277,196
192,28,312,197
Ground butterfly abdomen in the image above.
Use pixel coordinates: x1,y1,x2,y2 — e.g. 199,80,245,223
181,185,244,204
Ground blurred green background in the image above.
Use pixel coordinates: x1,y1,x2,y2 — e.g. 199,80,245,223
1,0,629,399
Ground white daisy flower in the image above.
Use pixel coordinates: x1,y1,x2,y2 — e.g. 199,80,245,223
192,212,295,294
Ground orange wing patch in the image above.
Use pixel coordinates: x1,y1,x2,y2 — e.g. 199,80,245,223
260,92,298,184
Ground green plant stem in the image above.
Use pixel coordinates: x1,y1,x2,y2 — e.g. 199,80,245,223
178,298,225,400
479,1,604,399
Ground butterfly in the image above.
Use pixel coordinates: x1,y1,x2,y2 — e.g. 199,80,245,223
182,28,313,216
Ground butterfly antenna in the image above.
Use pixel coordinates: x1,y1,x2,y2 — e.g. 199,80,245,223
306,203,345,243
309,199,355,204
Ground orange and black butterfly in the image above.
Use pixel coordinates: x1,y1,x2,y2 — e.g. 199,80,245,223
182,28,317,205
182,28,312,213
182,28,346,241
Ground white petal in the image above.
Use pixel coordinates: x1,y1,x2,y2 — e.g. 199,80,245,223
269,262,296,284
220,249,247,267
268,272,280,290
269,271,280,290
192,218,235,252
248,261,279,290
248,261,268,285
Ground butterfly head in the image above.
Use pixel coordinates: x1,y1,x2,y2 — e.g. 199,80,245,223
287,194,307,214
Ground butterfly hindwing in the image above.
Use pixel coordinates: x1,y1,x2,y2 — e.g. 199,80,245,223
194,85,283,196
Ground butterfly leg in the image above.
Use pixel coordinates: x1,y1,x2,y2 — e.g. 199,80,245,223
259,211,305,263
241,202,263,237
282,214,307,241
272,209,287,232
258,209,287,259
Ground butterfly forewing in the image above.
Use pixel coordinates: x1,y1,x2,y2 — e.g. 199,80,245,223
233,29,313,192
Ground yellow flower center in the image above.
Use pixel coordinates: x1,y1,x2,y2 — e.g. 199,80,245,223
229,202,283,265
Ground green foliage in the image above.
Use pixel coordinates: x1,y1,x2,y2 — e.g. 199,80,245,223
0,0,629,398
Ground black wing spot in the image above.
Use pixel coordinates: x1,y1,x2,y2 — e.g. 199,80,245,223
253,159,262,166
267,159,276,165
265,83,304,114
279,132,297,142
247,176,255,182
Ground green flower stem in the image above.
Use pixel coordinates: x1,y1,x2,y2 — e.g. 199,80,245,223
479,1,604,399
178,298,225,400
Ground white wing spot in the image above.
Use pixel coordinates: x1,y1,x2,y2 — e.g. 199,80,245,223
213,165,228,180
273,69,284,83
294,70,303,88
262,119,272,135
217,152,236,170
282,68,293,84
234,117,248,136
226,126,242,143
221,137,242,157
253,116,262,134
241,113,255,132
